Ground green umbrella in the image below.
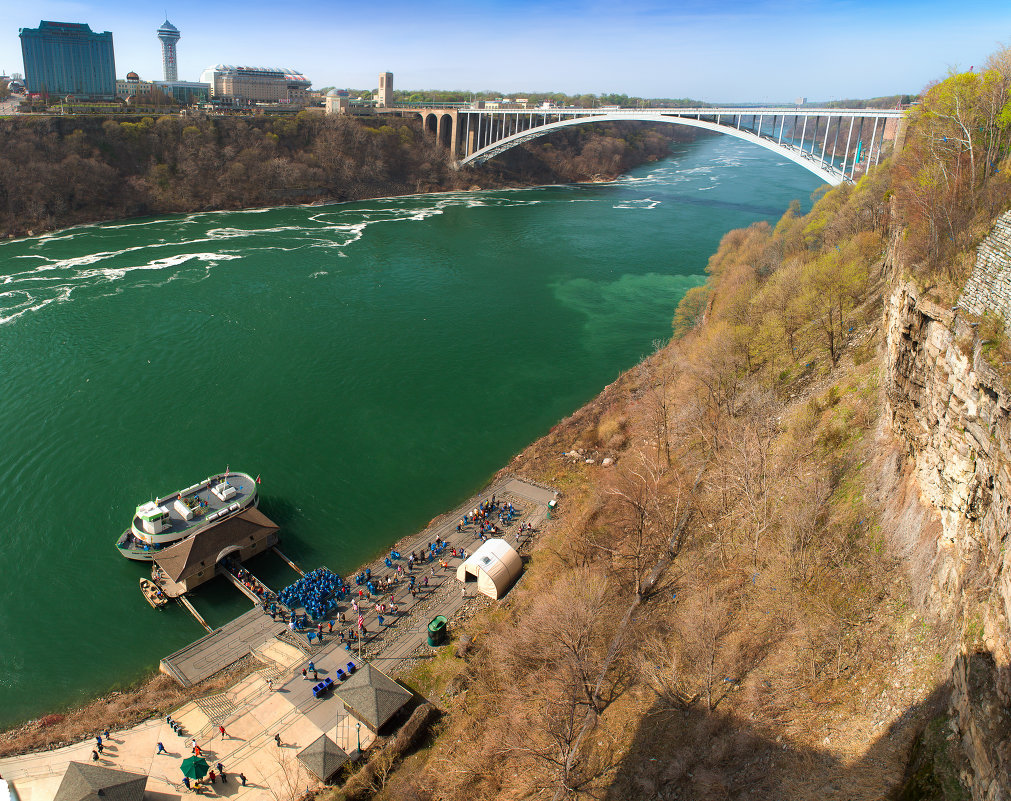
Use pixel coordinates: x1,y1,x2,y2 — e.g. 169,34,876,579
180,756,209,779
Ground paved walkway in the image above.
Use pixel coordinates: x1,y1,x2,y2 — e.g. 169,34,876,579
1,477,557,801
162,610,288,687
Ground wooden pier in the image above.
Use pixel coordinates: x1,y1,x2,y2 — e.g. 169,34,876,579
221,569,262,604
177,594,213,634
272,546,304,576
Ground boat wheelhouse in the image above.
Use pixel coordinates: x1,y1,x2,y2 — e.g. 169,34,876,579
116,471,258,561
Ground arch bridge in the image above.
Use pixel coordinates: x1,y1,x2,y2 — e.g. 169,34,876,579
401,105,906,186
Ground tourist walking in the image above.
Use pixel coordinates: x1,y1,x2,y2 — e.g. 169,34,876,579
183,777,190,790
91,750,99,762
218,725,226,739
217,763,226,782
239,774,247,787
156,742,166,754
275,733,282,747
267,678,274,691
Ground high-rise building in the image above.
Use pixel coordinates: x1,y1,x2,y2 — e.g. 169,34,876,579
19,20,116,98
157,19,180,82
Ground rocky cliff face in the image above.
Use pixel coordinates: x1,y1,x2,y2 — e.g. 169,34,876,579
883,221,1011,798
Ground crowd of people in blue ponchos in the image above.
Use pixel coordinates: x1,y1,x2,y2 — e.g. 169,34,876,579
265,495,527,630
278,567,345,621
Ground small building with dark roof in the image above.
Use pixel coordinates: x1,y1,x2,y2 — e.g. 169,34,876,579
154,506,279,595
53,762,146,801
297,733,350,782
336,663,413,733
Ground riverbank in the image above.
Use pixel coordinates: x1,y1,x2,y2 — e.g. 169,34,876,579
0,112,692,240
0,474,554,759
0,138,819,731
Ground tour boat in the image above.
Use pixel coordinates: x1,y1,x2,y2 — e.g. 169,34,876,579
115,471,259,561
140,577,168,608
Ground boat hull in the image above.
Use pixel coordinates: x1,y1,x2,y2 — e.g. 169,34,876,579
140,578,168,608
117,530,158,561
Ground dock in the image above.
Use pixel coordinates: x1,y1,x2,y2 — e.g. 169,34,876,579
160,606,287,686
221,574,262,602
177,595,213,634
272,546,304,576
159,475,559,686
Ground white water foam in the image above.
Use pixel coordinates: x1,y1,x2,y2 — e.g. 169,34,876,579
0,251,241,326
613,199,661,210
0,185,620,324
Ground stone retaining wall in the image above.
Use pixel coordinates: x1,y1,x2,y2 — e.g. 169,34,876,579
959,209,1011,321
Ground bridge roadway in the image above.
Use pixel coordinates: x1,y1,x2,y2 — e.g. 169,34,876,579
386,104,906,186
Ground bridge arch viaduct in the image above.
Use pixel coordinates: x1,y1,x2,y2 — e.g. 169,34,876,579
407,107,904,186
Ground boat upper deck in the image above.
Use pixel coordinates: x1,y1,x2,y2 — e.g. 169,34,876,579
132,472,257,539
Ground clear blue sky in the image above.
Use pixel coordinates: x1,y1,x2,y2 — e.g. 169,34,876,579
2,0,1010,101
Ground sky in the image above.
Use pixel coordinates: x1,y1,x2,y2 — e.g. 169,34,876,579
2,0,1011,102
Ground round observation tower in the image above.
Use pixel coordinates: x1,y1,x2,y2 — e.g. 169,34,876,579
157,19,181,82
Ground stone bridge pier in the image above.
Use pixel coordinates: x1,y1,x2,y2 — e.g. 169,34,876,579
419,110,464,157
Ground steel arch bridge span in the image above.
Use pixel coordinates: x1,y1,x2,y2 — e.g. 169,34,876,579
458,113,880,186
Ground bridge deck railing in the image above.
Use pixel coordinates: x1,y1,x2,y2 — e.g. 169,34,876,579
401,106,905,119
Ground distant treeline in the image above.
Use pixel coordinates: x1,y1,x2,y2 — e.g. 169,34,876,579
0,112,697,238
319,85,917,110
819,94,916,109
318,87,707,108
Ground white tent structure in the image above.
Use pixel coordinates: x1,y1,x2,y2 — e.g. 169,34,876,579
456,538,522,599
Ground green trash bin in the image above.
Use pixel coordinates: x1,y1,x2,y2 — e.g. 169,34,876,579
427,615,447,646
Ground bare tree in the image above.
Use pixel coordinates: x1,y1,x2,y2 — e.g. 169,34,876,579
604,453,689,599
644,340,676,466
266,748,314,801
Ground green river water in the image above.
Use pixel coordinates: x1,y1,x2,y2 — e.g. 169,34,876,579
0,135,819,727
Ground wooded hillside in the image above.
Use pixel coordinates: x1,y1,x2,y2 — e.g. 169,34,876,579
329,47,1011,801
0,114,690,239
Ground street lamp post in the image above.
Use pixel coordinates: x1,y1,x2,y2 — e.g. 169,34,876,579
356,722,362,756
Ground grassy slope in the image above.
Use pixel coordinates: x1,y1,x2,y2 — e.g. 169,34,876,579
281,62,1011,799
320,167,968,801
